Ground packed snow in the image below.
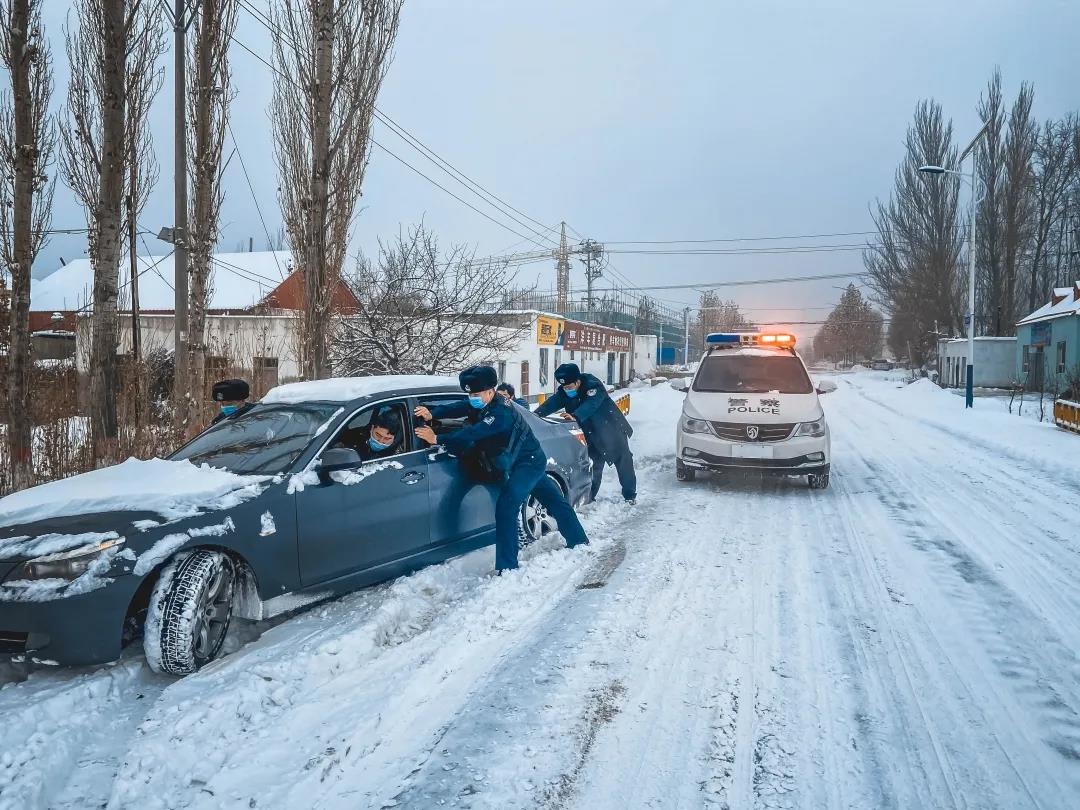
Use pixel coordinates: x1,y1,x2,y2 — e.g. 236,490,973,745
259,511,277,537
261,375,460,404
0,458,269,532
3,372,1080,809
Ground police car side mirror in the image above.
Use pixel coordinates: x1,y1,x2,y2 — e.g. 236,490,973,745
816,379,838,394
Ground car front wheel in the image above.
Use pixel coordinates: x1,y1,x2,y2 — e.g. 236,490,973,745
808,471,830,490
144,550,237,675
676,459,697,482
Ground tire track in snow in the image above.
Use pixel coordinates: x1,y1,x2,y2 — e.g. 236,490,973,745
821,383,1080,806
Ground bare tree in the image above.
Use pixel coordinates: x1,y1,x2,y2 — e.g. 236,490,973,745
0,0,55,490
333,224,523,376
186,0,237,429
271,0,403,380
1027,116,1077,312
691,290,751,351
975,70,1006,337
997,83,1036,334
866,100,964,365
60,0,164,460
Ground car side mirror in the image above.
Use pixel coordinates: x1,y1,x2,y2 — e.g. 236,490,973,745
669,377,691,393
317,446,363,473
816,379,838,395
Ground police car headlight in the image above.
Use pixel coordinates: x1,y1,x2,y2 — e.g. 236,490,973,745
681,415,713,435
795,418,827,438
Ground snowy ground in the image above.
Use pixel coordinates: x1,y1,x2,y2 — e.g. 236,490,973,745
3,373,1080,809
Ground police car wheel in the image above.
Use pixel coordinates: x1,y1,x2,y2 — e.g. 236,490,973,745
808,472,830,490
675,459,696,482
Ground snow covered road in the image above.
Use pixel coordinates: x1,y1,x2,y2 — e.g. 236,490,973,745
3,374,1080,809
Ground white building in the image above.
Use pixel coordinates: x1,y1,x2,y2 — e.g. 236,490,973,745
936,336,1017,389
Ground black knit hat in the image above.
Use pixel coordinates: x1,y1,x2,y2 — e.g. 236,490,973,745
554,363,581,385
212,378,249,402
459,365,498,393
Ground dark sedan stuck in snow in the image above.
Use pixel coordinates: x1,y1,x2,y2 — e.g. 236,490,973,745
0,376,592,674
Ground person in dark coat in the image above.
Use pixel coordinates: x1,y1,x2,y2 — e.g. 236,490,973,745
358,408,406,461
496,382,528,407
534,363,637,504
210,379,255,425
414,365,589,573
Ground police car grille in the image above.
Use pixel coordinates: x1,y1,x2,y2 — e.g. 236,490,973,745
709,422,796,442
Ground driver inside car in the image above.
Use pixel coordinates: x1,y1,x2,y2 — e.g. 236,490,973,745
357,409,407,461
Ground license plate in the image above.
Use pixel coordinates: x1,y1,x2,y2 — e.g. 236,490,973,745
731,444,773,459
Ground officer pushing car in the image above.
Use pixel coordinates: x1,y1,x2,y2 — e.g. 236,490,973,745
414,365,590,573
210,378,255,425
534,363,637,505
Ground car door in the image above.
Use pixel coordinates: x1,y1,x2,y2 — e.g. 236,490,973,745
419,393,499,548
295,398,431,586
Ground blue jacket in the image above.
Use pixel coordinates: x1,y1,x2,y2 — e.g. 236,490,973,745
534,373,632,461
430,395,546,474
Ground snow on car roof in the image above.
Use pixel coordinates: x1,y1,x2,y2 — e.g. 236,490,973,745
261,375,462,404
0,458,269,532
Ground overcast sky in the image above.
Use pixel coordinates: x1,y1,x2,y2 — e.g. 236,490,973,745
35,0,1080,343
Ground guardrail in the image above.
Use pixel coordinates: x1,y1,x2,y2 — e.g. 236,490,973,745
1055,399,1080,434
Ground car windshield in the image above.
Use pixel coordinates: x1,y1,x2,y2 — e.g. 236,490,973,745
170,403,342,475
693,353,814,394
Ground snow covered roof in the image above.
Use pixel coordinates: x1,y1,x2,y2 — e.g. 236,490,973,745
30,251,294,313
1016,283,1080,326
261,375,461,404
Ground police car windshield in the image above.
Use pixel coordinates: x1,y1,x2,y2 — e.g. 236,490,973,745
693,353,814,394
171,403,342,475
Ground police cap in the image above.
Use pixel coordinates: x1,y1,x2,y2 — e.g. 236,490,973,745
212,378,249,402
459,365,498,393
554,363,581,385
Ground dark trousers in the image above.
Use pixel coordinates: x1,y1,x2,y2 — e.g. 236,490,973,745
589,444,637,501
495,461,590,571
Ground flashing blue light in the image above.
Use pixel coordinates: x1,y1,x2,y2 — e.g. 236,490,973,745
705,333,742,344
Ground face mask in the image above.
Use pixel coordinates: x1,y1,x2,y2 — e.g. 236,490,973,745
221,404,239,416
564,388,578,399
368,436,393,452
468,395,486,409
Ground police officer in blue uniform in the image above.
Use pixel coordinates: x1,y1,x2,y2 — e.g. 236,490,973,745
535,363,637,504
414,365,590,573
210,379,255,425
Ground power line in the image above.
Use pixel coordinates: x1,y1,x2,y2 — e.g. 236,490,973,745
225,116,287,280
232,2,557,251
599,230,880,245
566,270,868,294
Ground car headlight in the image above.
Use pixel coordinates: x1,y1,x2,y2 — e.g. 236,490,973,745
795,417,827,438
681,415,713,435
13,538,126,582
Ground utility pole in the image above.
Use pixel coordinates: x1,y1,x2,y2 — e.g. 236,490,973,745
173,0,190,407
555,222,570,313
579,238,604,315
683,306,690,366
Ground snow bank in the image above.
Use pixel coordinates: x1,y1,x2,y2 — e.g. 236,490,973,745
0,458,269,530
262,375,459,405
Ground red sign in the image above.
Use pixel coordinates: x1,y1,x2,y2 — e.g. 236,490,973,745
563,320,631,352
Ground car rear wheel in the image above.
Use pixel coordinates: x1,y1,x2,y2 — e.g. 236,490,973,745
808,471,830,490
144,550,237,676
518,481,561,547
676,459,697,482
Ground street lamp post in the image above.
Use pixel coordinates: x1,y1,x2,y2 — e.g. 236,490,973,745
918,123,988,408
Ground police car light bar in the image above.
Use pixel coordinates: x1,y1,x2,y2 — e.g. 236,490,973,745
705,332,796,347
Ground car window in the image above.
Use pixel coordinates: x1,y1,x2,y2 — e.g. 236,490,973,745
329,400,414,458
171,404,341,475
419,395,470,438
693,353,814,394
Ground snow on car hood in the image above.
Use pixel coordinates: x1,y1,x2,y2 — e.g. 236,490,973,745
684,390,822,424
0,458,270,533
